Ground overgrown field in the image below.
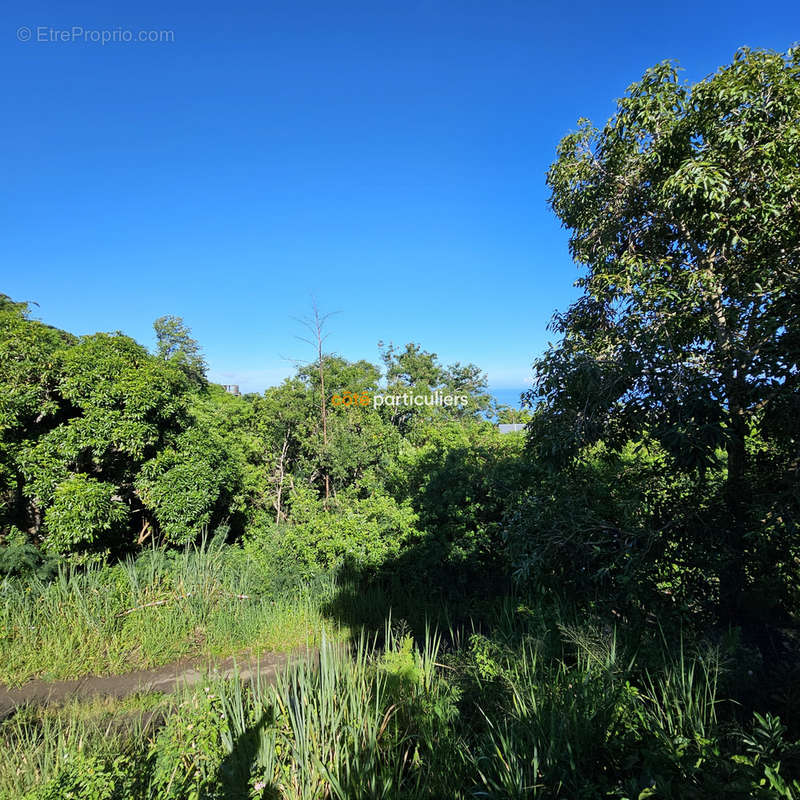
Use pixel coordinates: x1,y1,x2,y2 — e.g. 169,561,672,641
0,534,336,687
3,614,800,799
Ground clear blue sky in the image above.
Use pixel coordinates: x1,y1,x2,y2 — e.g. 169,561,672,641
3,1,797,394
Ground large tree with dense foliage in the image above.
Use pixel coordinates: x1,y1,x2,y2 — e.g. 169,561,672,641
0,299,245,556
528,48,800,622
0,296,76,533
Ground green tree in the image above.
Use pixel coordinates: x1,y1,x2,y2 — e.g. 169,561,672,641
532,47,800,621
388,419,531,592
153,315,207,385
294,303,337,503
494,405,532,425
19,333,192,549
252,377,314,522
259,356,395,509
441,361,492,418
135,423,238,545
379,342,491,424
0,296,75,534
380,342,444,389
2,300,251,554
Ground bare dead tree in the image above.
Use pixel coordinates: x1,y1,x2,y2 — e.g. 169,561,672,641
273,428,291,522
294,300,338,505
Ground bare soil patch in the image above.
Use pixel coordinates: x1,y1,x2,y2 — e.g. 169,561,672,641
0,648,311,718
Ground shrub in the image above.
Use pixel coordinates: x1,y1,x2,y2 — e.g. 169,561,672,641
136,426,238,545
250,487,421,580
44,475,129,556
151,686,228,799
24,753,143,800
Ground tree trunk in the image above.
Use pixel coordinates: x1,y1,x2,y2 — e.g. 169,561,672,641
719,375,749,624
274,430,290,523
708,278,749,624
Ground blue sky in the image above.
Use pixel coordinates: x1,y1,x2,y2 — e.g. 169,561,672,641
3,1,797,395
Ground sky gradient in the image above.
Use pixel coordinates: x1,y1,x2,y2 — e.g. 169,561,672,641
3,0,798,394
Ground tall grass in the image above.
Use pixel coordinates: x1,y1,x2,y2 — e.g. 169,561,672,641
0,698,158,799
471,625,632,798
3,605,796,799
638,639,720,748
209,624,456,799
0,534,336,686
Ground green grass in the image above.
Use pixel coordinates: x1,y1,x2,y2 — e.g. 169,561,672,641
2,537,798,798
2,615,799,799
0,536,342,687
0,698,158,799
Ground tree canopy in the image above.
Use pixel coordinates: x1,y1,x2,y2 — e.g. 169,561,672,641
528,47,800,621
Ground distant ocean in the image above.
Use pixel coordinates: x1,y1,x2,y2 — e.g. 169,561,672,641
488,387,531,409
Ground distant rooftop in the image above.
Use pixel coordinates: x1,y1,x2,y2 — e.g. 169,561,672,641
497,423,526,434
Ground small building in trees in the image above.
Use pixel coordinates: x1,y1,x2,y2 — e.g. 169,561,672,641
497,423,526,434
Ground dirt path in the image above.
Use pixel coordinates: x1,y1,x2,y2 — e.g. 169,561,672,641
0,648,312,718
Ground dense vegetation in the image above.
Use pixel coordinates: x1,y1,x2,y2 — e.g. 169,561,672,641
0,46,798,798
